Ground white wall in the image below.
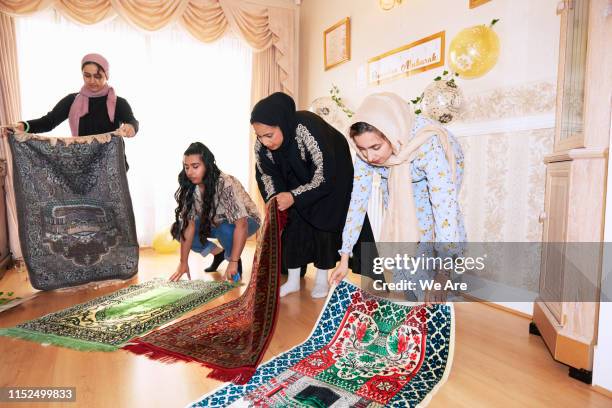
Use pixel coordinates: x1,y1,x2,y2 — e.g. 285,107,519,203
298,0,560,109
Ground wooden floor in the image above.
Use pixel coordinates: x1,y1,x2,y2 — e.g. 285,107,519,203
0,246,610,408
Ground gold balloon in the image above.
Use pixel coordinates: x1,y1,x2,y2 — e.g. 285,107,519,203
379,0,395,10
152,225,180,254
449,25,500,79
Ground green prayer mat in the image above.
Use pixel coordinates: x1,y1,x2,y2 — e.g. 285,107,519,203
0,279,236,351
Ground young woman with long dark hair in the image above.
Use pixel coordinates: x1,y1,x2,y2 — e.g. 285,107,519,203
169,142,260,282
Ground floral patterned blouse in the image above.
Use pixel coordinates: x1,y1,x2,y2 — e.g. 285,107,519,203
340,117,466,258
187,173,261,227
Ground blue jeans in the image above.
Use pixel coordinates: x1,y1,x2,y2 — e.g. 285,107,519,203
191,217,259,259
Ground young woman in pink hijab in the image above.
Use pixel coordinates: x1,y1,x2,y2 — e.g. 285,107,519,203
12,53,138,138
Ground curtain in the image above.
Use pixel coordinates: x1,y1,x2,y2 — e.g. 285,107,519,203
0,0,296,256
0,1,296,98
249,47,282,216
0,1,295,97
248,4,294,213
0,12,22,258
15,10,253,245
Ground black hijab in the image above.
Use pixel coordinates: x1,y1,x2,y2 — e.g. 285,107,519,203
251,92,362,237
250,92,297,152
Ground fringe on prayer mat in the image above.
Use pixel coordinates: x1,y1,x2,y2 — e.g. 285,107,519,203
0,327,117,352
121,199,286,385
123,339,256,384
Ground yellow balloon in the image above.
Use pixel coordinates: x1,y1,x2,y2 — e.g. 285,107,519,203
449,25,500,79
152,225,180,254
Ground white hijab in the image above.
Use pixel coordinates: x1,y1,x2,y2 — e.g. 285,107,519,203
349,92,456,243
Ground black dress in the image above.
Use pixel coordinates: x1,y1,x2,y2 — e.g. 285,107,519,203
254,109,375,274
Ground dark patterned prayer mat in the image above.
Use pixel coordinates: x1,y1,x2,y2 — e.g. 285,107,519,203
9,133,138,290
0,279,236,351
190,281,455,407
123,198,286,385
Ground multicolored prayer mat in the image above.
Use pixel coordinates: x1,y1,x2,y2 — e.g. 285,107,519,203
0,279,235,351
191,280,455,407
8,133,138,290
123,199,286,384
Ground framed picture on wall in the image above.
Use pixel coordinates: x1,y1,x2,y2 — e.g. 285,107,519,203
324,17,350,70
470,0,491,8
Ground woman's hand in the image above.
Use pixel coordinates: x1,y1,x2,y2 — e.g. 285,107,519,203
275,192,294,211
170,261,191,281
2,123,24,137
424,271,449,307
424,288,447,307
115,123,135,138
329,254,350,286
225,261,239,282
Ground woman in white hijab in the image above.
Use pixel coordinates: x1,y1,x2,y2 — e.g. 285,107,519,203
330,92,466,305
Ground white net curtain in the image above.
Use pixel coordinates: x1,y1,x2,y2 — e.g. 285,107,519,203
15,9,253,245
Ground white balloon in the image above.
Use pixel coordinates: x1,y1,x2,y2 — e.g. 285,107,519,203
309,97,353,134
421,80,464,124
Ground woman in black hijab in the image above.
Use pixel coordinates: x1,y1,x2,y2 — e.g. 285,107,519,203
251,92,375,298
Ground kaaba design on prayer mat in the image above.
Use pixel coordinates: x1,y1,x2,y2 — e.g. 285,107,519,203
9,133,138,290
191,280,454,408
0,279,236,351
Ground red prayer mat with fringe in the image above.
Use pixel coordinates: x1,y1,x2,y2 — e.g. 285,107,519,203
123,198,286,384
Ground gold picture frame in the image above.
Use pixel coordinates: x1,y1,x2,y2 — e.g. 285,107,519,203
470,0,491,8
367,31,445,85
324,17,351,70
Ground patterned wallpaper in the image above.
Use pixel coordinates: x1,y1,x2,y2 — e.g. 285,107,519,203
458,128,553,243
455,81,556,291
352,81,556,292
457,81,556,122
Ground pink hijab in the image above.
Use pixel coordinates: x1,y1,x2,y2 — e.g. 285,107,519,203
68,53,117,136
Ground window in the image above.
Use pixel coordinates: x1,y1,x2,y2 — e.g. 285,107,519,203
16,10,253,244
